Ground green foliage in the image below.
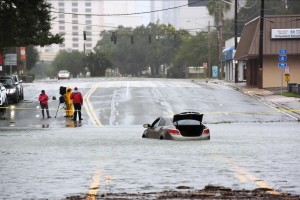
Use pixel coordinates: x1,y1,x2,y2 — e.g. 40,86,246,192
85,51,113,77
51,51,85,78
282,92,300,98
0,0,64,52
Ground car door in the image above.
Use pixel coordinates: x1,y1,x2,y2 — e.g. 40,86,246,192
152,118,166,139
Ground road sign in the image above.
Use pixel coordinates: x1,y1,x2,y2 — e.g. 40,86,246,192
285,74,290,82
285,66,290,74
279,49,287,54
279,55,287,62
278,63,287,68
4,54,17,66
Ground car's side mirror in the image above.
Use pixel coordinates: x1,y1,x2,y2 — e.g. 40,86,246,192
143,124,150,128
173,121,178,126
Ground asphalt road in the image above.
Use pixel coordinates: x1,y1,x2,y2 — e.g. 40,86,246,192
0,77,299,199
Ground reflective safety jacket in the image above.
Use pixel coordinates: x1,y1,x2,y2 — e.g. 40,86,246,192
64,87,73,104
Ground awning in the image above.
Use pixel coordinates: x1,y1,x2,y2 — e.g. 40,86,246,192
222,45,235,61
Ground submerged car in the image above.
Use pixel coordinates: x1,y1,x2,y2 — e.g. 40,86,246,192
142,112,210,140
0,83,8,106
57,70,71,80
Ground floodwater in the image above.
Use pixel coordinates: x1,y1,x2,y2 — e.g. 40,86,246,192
0,122,299,199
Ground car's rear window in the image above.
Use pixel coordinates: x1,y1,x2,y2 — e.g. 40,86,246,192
176,119,201,125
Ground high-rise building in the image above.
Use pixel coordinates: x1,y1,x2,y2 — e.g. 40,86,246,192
38,0,104,61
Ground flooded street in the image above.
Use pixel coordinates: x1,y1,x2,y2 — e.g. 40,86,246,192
0,78,299,199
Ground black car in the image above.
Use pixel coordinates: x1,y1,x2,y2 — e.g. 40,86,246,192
142,112,210,140
0,76,22,103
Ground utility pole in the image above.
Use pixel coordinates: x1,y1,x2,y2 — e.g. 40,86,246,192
208,21,211,78
258,0,264,88
234,0,238,83
218,0,223,80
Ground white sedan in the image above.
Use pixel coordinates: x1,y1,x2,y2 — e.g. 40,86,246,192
57,70,71,80
0,83,8,106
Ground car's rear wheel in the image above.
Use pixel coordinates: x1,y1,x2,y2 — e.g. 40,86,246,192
160,135,164,140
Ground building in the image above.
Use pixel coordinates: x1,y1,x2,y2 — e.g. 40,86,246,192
39,0,143,62
234,15,300,88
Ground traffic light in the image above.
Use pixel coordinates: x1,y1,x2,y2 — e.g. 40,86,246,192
149,34,152,44
59,86,66,96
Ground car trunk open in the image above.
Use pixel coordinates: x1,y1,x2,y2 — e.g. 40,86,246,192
173,112,204,137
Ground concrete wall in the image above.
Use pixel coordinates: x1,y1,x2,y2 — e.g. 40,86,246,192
263,56,300,88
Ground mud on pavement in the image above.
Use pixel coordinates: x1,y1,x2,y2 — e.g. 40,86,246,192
66,185,300,200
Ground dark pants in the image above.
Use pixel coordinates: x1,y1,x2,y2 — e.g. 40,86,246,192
40,103,50,117
73,103,82,121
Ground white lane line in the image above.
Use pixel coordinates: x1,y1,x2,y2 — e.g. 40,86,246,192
83,83,102,127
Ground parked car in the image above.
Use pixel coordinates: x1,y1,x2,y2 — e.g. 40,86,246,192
142,112,210,140
57,70,71,80
0,83,8,106
11,74,24,100
0,76,21,103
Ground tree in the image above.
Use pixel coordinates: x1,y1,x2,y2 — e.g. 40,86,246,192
26,45,39,71
85,51,113,77
0,0,63,53
52,51,85,78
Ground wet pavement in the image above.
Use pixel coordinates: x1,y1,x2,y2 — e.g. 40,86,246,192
0,78,299,199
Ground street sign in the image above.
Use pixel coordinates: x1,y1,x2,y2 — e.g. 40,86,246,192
278,63,287,68
285,66,290,74
279,55,287,62
285,74,290,82
4,54,17,66
278,49,287,54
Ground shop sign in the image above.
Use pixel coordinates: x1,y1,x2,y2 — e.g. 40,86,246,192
271,29,300,39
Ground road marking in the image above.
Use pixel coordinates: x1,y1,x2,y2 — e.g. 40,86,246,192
86,169,101,200
83,83,102,127
213,155,280,195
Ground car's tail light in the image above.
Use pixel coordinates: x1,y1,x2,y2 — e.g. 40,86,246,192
203,128,210,134
167,128,180,135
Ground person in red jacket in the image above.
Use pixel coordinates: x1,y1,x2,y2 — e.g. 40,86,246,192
38,90,51,118
70,87,83,121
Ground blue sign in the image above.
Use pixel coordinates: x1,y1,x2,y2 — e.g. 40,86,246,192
212,66,218,78
279,55,287,62
279,49,287,54
278,63,287,68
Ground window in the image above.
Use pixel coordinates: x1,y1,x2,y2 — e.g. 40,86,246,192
72,2,78,7
59,14,64,18
86,43,92,48
86,26,92,31
58,2,64,7
85,8,91,13
72,26,78,30
72,20,78,24
59,20,65,24
72,32,78,36
59,26,65,30
86,20,92,25
59,44,65,48
73,43,79,48
158,118,166,126
86,15,91,19
73,38,79,42
72,14,78,18
85,2,91,7
72,8,78,12
86,37,92,42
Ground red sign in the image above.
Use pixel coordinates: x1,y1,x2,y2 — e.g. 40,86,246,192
0,53,3,65
20,47,26,60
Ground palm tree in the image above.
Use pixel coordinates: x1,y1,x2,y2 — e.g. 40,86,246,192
206,0,232,26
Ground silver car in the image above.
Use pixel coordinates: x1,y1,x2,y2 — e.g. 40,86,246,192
142,112,210,140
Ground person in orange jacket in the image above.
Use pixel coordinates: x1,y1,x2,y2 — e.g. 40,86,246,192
64,87,74,117
70,87,83,121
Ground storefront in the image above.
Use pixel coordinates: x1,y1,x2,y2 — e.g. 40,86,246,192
234,15,300,88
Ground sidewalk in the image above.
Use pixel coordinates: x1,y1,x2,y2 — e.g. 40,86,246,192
209,80,300,121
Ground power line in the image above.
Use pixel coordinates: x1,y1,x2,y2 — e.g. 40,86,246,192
50,0,205,17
